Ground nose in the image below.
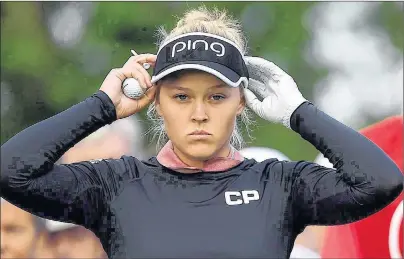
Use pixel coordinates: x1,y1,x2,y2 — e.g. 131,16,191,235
191,101,208,122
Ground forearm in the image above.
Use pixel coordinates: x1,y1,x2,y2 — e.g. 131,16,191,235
0,90,116,196
291,102,403,224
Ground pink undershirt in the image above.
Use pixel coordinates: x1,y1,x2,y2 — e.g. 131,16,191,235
156,141,245,172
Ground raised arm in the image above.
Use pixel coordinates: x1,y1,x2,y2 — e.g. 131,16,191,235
242,56,402,227
1,54,157,227
0,91,126,227
289,102,403,226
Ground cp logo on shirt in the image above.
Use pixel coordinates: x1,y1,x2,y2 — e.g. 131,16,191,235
225,190,260,205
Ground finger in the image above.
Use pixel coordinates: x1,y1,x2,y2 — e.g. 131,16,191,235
245,56,287,82
124,55,157,73
263,61,286,74
123,58,154,88
133,62,152,87
120,66,148,90
243,88,262,112
248,79,271,101
123,54,153,66
122,59,150,88
133,54,157,66
137,84,157,108
260,61,289,80
245,57,272,83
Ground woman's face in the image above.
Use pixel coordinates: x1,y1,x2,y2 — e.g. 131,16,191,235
156,71,245,163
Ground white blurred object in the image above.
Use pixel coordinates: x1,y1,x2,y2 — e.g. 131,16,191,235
143,63,151,70
314,153,334,168
46,220,77,232
48,2,93,48
304,2,403,129
290,244,321,258
239,147,290,162
122,78,144,100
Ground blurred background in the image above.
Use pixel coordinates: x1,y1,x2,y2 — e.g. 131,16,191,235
1,1,403,259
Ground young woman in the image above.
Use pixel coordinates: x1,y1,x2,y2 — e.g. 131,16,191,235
1,7,402,259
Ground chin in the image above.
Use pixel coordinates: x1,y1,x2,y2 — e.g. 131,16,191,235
186,142,218,160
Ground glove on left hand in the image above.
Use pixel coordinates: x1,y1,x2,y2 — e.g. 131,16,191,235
243,56,307,129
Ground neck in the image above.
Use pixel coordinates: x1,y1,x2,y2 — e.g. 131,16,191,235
172,144,232,169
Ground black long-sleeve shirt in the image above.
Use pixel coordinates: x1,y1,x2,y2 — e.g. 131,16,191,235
1,91,402,258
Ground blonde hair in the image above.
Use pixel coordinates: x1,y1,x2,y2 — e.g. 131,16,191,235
147,6,253,152
156,6,247,54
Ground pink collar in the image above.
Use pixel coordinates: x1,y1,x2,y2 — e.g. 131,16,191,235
156,141,244,172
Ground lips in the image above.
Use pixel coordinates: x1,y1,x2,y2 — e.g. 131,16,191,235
189,130,211,135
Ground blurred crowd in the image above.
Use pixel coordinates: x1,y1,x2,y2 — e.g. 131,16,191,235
1,199,107,259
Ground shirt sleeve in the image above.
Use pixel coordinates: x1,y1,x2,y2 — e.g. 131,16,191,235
288,102,403,227
0,90,126,228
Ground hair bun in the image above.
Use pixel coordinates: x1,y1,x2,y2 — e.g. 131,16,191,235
157,6,247,54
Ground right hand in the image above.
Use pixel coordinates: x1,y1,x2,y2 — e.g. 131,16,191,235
100,53,157,119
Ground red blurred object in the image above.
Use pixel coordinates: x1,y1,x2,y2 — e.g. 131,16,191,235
321,115,403,259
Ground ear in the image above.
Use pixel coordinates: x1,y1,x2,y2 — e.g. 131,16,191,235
154,83,163,117
236,88,246,116
155,102,163,117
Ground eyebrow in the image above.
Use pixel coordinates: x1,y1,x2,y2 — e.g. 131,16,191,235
211,83,229,89
168,83,229,91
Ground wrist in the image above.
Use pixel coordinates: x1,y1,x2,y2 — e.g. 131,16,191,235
282,95,307,129
93,90,118,122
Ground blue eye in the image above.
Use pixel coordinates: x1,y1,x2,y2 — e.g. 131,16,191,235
174,94,188,101
211,95,225,101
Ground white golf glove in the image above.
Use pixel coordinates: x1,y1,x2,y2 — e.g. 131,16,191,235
243,56,307,129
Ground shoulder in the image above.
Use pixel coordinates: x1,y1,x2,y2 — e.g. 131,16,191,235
239,158,314,180
112,155,163,180
76,155,162,182
78,156,163,200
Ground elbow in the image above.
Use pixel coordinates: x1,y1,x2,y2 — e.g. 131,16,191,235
390,167,403,198
364,146,403,204
0,167,32,203
0,144,41,199
378,163,403,205
348,165,403,223
0,155,30,197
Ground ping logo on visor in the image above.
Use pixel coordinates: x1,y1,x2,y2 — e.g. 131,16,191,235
171,40,226,58
151,32,249,88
